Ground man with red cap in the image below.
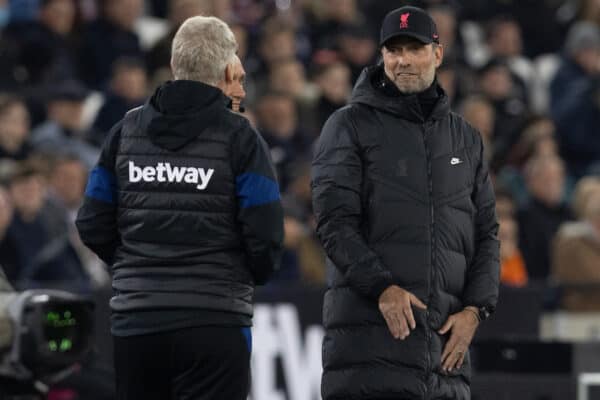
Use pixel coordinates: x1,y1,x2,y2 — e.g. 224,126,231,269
312,6,500,399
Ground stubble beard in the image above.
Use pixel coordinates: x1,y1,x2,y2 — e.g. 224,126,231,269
393,65,436,94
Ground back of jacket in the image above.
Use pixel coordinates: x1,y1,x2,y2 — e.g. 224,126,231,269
76,80,284,335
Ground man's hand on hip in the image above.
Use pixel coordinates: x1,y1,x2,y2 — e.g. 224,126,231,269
378,285,427,340
438,307,480,373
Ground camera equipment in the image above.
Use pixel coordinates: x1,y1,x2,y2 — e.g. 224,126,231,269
0,287,94,398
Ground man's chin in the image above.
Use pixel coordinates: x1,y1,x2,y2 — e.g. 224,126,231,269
395,84,420,94
394,80,428,94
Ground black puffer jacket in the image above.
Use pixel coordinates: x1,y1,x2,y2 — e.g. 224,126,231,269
77,80,284,335
312,66,500,400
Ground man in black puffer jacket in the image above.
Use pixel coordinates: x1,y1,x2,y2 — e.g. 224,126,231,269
312,6,499,400
76,16,283,400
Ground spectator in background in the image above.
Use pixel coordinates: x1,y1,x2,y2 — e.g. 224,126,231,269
0,183,13,272
478,58,529,169
0,0,7,29
91,57,148,144
335,23,378,83
275,200,325,285
48,154,87,217
268,58,316,104
268,58,319,135
485,15,534,88
550,22,600,178
0,94,31,160
47,153,109,288
495,186,517,219
146,0,210,77
498,215,528,288
499,116,560,207
313,60,352,132
255,91,311,189
437,60,458,105
254,18,297,85
506,116,558,168
0,159,90,291
230,22,248,60
552,177,600,311
79,0,143,88
311,0,364,50
428,4,462,65
30,80,99,169
518,155,572,282
4,0,79,86
459,95,495,162
8,0,40,22
577,0,600,26
0,0,21,91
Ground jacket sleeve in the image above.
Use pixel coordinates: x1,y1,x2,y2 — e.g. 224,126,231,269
75,121,122,265
311,109,394,300
463,134,500,313
232,124,284,285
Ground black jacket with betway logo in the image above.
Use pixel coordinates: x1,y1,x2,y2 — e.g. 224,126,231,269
312,66,500,399
76,80,284,336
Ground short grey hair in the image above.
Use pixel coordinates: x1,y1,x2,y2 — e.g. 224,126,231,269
171,16,237,85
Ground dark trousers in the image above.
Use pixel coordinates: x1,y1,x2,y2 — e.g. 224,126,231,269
113,326,251,400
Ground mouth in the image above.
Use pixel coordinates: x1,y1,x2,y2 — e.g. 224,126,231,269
396,72,417,77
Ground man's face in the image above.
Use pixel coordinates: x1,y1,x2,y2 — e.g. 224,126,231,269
51,160,87,208
9,175,45,219
381,36,443,94
40,0,75,35
226,58,246,112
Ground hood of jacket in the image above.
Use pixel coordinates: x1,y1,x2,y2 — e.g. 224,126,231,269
349,65,450,123
142,80,229,151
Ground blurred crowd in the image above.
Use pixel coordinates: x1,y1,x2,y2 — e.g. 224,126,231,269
0,0,599,312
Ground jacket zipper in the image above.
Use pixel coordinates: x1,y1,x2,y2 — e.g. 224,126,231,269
423,122,435,399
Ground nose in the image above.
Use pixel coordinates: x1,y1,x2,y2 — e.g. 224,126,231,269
396,53,410,67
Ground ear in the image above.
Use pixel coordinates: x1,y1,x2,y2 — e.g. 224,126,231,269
224,63,234,84
434,44,444,68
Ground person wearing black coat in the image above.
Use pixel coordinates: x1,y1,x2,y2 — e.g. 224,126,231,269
76,16,284,400
312,6,500,399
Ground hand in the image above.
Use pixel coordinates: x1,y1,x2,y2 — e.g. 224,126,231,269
438,308,479,373
378,285,427,340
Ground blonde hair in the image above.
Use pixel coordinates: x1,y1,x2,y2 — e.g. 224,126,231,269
171,16,237,85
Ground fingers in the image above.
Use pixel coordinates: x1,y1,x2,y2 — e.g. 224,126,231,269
397,311,410,339
456,350,466,369
404,306,416,330
440,334,456,365
442,346,466,373
438,316,454,335
382,310,401,339
409,294,428,310
382,308,412,339
379,288,427,340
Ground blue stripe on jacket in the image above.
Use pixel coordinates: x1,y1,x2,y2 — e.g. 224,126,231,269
236,173,280,208
241,327,252,353
85,166,117,204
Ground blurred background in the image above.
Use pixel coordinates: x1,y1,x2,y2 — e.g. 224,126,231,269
0,0,599,399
